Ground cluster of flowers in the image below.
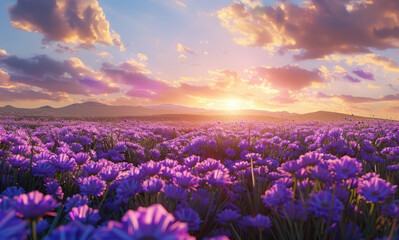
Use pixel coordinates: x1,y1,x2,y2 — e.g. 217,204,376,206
0,116,398,239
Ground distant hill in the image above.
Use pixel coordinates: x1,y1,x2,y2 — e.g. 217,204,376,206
0,102,293,118
0,102,391,122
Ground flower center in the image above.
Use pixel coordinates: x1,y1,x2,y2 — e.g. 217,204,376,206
321,202,330,208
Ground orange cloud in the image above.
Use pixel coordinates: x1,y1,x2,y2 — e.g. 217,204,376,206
8,0,123,50
177,43,198,56
218,0,399,59
0,69,10,85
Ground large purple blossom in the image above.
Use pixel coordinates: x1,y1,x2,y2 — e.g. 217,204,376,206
308,190,344,222
357,176,397,203
13,190,61,218
329,156,362,180
0,210,27,239
95,204,194,239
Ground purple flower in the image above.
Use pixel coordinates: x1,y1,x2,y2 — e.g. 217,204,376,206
381,200,399,219
33,152,53,162
32,160,56,177
280,201,308,221
7,155,30,169
184,155,201,168
67,205,100,224
149,148,161,160
45,179,64,200
245,153,262,161
80,136,93,146
116,177,142,201
114,142,127,152
308,190,344,222
357,176,397,203
71,143,83,153
107,149,125,162
240,214,273,230
74,152,90,165
206,169,232,187
225,148,236,158
0,210,27,239
46,222,95,240
99,166,119,182
310,164,333,182
142,177,165,194
65,194,90,212
79,176,106,197
216,209,241,225
163,184,188,201
51,154,76,172
174,207,202,231
13,190,60,218
278,160,301,174
329,156,362,180
36,219,50,235
298,152,322,167
1,186,25,198
247,214,272,229
140,160,162,177
82,161,103,176
95,204,194,240
174,171,199,189
262,184,292,208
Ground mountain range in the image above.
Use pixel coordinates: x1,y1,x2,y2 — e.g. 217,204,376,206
0,102,389,122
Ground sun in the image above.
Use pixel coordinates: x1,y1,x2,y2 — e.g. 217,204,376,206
227,99,238,110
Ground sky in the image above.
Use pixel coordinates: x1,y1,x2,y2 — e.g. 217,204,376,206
0,0,399,119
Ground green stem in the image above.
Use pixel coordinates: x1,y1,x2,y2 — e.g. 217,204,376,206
230,223,242,240
31,219,37,240
98,183,110,212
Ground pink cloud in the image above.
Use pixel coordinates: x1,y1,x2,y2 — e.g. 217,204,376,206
0,54,118,95
251,65,324,91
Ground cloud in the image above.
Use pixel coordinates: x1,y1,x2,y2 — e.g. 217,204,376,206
8,0,123,50
250,65,324,91
0,54,118,95
0,49,9,60
344,74,361,83
97,51,113,58
101,60,244,104
218,0,399,59
352,70,374,80
343,54,399,72
137,53,148,62
0,69,10,85
0,87,68,102
175,0,186,8
54,43,78,54
319,93,399,103
271,90,296,104
177,43,198,56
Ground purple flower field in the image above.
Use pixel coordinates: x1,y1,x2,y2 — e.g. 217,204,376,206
1,115,398,239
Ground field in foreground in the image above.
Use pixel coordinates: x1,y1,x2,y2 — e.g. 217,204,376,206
0,115,398,239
